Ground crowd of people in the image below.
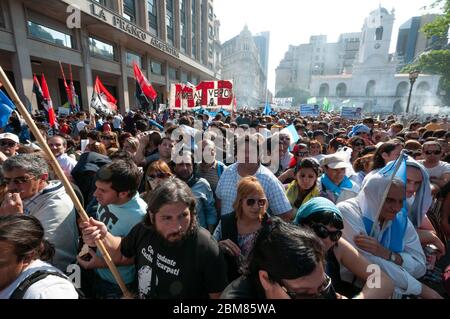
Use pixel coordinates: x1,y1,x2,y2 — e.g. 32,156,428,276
0,107,449,299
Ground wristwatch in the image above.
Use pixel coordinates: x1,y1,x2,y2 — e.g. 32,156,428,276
389,251,396,263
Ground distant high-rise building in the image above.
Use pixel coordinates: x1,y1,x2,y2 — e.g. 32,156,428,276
221,26,267,108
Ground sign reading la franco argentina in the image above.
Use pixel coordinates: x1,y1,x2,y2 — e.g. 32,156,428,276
86,1,179,58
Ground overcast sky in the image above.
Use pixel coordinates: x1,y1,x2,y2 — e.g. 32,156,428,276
215,0,439,93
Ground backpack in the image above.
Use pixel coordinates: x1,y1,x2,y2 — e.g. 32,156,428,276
10,270,85,299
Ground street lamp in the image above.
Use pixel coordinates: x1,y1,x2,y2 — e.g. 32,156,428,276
406,70,420,114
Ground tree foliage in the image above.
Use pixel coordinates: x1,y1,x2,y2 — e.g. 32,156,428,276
401,0,450,105
275,86,311,105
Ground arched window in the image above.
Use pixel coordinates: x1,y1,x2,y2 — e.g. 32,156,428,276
393,99,405,114
366,80,376,97
416,82,430,95
336,83,347,97
396,82,409,96
375,26,383,40
319,83,329,97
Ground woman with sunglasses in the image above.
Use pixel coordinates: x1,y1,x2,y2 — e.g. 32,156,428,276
100,132,119,156
213,177,268,282
348,136,366,164
144,160,173,195
294,197,394,298
285,158,320,212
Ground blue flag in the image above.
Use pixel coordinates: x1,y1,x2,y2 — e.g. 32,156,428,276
263,103,272,115
0,90,15,128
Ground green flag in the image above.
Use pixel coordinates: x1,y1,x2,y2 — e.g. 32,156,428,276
323,97,331,112
307,97,317,104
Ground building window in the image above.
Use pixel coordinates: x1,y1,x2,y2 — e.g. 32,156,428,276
191,0,197,58
147,0,158,34
166,0,174,44
126,51,141,67
168,67,177,80
208,25,214,39
93,0,107,6
0,2,5,28
151,61,162,75
27,21,73,49
191,76,198,85
180,0,187,52
208,44,213,58
375,26,383,41
89,37,115,60
180,71,188,83
366,80,376,97
208,5,213,20
123,0,136,23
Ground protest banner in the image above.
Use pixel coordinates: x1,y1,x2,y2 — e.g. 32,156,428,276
300,104,320,117
341,106,363,119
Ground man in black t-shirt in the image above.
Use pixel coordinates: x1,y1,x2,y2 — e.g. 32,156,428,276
79,178,228,299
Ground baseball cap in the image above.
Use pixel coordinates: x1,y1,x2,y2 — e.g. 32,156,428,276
320,152,351,169
0,133,19,144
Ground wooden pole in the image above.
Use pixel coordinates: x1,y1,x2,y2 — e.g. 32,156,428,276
0,66,132,298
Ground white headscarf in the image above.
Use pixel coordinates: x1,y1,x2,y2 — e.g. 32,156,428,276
405,157,432,228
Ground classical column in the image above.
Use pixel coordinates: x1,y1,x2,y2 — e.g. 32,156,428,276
118,45,130,114
78,28,94,112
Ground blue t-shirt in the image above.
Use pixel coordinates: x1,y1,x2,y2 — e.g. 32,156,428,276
95,193,147,284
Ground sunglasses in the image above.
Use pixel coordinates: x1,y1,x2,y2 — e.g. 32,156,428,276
0,140,17,147
311,223,342,242
3,175,36,185
353,142,364,147
101,136,113,140
282,274,332,299
147,172,168,180
245,198,267,207
405,150,422,158
424,150,441,156
295,151,309,157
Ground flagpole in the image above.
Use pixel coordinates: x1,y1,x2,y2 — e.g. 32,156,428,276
0,66,133,298
369,151,406,237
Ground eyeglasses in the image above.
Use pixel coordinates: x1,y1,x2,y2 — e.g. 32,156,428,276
245,198,267,207
3,175,36,185
282,274,332,299
0,140,17,147
405,150,422,158
424,150,441,156
295,151,309,157
147,172,168,180
311,223,342,242
353,142,365,147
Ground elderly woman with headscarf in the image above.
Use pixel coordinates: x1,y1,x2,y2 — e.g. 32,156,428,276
405,157,445,257
294,197,394,298
337,173,442,298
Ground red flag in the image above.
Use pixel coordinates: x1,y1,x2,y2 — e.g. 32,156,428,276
90,76,117,114
59,62,73,109
133,62,157,102
40,74,56,127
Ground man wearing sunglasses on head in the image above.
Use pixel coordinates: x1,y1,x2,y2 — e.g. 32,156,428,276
420,141,450,190
0,133,20,164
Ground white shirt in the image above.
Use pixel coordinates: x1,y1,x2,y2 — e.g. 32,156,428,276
419,160,450,179
76,121,87,132
57,153,78,176
0,260,78,299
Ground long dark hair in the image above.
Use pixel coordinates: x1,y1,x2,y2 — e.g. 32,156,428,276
246,217,324,297
144,178,198,233
0,215,55,262
372,140,402,170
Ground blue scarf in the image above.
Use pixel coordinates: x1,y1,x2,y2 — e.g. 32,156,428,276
321,174,353,199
